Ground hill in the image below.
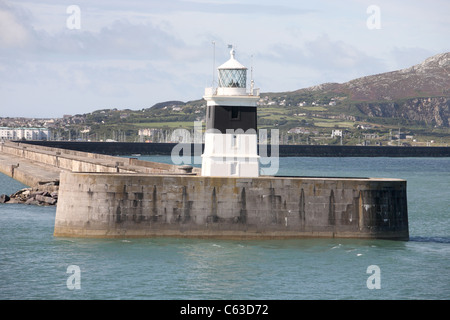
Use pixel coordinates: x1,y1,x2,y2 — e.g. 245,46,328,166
264,52,449,128
300,52,450,101
20,52,448,146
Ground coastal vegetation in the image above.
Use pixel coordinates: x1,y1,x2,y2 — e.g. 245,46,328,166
36,91,448,146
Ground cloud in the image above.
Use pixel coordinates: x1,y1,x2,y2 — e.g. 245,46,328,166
173,0,312,15
0,1,204,62
1,0,448,118
390,47,436,70
258,34,386,87
74,0,313,16
84,20,184,59
0,2,32,48
10,20,187,61
0,2,203,117
0,4,198,88
304,34,385,74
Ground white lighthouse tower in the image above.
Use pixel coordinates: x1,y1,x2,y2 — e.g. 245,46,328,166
201,47,260,177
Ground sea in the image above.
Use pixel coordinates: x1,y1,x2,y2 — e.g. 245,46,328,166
0,156,448,301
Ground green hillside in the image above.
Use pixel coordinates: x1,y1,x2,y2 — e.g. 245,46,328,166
52,91,449,147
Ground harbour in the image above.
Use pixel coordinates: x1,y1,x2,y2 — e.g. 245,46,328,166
1,0,449,304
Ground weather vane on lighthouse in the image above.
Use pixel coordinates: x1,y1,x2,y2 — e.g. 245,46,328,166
201,45,260,177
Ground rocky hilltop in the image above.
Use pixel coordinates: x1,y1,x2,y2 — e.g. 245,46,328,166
293,52,450,127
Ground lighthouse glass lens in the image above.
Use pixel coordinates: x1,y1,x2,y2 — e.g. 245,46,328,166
218,69,246,88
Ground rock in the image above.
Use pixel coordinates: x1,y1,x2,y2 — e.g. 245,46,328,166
25,198,40,206
10,188,32,198
31,191,44,197
7,187,58,206
0,194,10,203
35,194,57,205
19,191,31,201
38,180,59,186
9,188,32,202
6,198,20,204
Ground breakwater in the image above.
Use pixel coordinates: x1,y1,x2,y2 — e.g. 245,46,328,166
0,140,200,202
0,141,200,178
19,140,450,157
0,141,409,240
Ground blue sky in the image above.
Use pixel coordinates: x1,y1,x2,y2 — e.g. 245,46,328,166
1,0,449,118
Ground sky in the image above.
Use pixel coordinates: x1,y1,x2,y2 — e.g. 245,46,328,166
0,0,449,118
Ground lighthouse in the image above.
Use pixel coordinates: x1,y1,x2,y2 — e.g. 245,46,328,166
201,47,260,177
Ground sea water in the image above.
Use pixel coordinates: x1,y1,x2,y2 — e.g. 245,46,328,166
0,157,448,300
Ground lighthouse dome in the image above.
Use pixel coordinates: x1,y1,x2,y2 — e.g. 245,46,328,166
218,48,247,70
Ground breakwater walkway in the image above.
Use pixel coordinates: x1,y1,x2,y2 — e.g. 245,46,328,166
0,140,199,196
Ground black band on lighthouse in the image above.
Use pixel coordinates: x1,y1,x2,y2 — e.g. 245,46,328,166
206,105,257,133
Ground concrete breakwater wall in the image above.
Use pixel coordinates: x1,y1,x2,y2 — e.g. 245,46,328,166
20,140,450,157
0,141,198,205
54,172,409,240
0,145,61,190
0,141,200,187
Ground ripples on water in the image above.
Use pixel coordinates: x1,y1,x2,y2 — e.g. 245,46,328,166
409,236,450,243
0,157,449,300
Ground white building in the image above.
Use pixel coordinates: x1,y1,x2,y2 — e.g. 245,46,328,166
0,127,51,140
331,129,342,138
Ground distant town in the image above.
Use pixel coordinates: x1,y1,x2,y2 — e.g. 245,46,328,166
0,114,85,141
1,97,448,147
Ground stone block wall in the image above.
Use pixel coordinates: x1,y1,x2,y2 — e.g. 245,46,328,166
54,172,409,240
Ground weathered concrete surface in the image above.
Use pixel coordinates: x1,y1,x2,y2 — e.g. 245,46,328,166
0,140,198,204
0,141,200,189
54,172,409,240
0,147,62,190
1,141,200,175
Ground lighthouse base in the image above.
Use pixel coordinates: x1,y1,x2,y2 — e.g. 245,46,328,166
201,132,260,177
